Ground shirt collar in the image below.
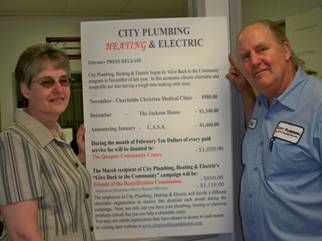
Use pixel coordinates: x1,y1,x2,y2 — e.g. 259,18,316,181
257,67,307,110
15,109,64,147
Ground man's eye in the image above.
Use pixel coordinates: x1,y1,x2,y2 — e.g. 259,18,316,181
241,54,250,61
258,46,268,52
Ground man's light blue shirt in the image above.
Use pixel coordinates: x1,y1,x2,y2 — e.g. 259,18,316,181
241,68,322,241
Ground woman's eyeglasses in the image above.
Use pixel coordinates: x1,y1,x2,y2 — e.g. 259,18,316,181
31,76,72,89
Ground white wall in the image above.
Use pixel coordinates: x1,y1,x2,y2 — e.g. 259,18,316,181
0,16,110,129
242,0,322,25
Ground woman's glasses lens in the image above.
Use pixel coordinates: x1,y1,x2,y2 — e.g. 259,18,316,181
32,77,71,88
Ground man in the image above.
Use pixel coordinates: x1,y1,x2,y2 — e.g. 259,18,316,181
227,20,322,241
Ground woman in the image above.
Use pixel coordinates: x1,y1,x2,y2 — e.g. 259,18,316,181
0,43,94,241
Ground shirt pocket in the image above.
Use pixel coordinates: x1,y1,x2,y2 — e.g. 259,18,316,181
264,139,316,177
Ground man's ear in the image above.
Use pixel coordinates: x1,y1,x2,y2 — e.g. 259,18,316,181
20,83,31,100
282,41,292,61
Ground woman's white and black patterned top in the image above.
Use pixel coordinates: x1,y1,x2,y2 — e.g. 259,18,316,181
0,109,94,241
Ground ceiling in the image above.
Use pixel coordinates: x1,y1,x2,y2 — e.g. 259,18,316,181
0,0,189,17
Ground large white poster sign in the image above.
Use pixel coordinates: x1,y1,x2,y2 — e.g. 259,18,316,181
81,17,233,240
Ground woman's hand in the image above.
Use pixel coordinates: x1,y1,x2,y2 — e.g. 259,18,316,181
76,124,86,165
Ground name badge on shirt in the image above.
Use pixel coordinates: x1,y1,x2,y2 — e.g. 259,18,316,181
273,121,304,144
248,118,257,129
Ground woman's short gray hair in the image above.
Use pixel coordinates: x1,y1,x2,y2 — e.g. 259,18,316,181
15,43,71,87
